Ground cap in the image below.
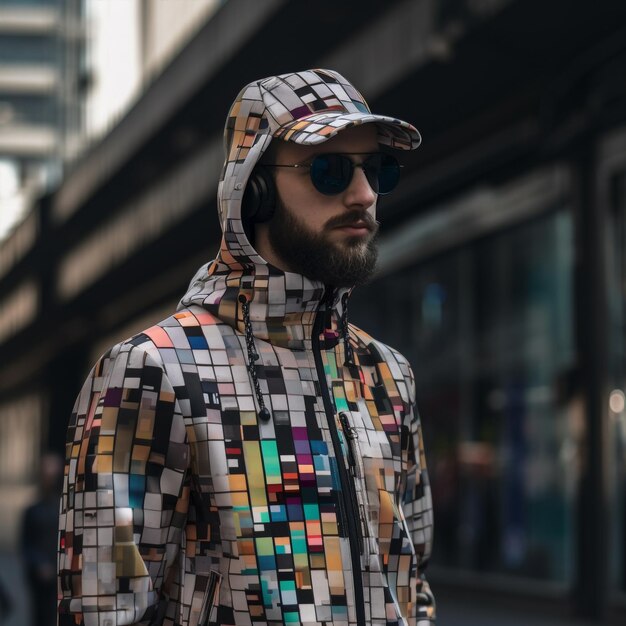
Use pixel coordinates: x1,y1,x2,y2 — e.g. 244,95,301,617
256,69,421,151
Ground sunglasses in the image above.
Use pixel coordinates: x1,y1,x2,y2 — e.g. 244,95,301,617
265,152,402,196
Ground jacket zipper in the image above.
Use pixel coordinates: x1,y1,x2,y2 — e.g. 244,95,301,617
313,288,365,626
338,411,365,552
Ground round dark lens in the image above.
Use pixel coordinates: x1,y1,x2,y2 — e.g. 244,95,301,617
362,154,382,194
375,153,400,195
310,154,352,195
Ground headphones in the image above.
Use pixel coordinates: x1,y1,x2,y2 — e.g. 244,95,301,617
241,166,276,224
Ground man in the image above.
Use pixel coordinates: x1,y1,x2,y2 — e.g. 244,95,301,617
58,69,435,626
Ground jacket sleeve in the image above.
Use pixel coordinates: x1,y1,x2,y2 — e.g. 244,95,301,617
397,354,436,624
58,343,190,626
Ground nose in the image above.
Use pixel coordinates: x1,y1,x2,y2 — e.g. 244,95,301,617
343,164,377,208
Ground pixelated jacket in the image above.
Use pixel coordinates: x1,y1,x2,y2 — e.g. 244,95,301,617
58,69,435,626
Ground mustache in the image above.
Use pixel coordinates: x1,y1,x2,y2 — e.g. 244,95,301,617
324,210,379,231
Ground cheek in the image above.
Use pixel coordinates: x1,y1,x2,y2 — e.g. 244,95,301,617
301,205,332,233
276,173,317,212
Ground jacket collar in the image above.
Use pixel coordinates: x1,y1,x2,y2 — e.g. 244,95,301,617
178,239,349,350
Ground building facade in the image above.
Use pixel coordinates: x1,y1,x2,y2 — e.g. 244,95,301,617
0,0,85,550
0,0,85,239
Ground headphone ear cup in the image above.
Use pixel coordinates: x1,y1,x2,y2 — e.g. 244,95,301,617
242,166,276,224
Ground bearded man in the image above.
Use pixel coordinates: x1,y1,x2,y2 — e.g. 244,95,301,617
58,69,436,626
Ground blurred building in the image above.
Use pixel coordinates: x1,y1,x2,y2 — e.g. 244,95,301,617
0,0,84,552
0,0,626,623
0,0,85,240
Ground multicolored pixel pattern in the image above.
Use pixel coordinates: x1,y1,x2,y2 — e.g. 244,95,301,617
58,297,434,626
58,69,434,626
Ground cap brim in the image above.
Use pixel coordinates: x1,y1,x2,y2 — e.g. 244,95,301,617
273,111,421,150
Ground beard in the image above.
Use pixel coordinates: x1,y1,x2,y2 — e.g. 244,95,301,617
267,198,379,288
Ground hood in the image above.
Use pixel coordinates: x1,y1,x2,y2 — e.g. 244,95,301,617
178,69,421,349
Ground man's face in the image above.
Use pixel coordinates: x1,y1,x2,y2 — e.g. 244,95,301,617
255,124,381,287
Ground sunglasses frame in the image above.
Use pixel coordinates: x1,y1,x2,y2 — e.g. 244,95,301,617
264,151,403,196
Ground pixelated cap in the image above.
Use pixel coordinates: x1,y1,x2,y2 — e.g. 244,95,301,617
222,68,422,177
225,69,420,157
260,69,421,149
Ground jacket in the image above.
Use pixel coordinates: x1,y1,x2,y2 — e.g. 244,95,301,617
58,69,435,626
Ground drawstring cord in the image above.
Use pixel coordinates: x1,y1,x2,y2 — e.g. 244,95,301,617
238,289,352,420
238,295,271,422
340,292,355,367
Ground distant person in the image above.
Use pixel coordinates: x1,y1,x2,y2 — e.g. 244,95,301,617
58,69,435,625
21,451,63,626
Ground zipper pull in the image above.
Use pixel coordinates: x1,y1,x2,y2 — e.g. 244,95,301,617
339,412,358,472
339,412,357,440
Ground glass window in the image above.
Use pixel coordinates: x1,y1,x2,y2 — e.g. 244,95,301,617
0,34,58,65
0,94,57,125
0,0,59,6
352,208,577,584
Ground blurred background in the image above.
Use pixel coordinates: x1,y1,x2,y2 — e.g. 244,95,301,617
0,0,625,624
